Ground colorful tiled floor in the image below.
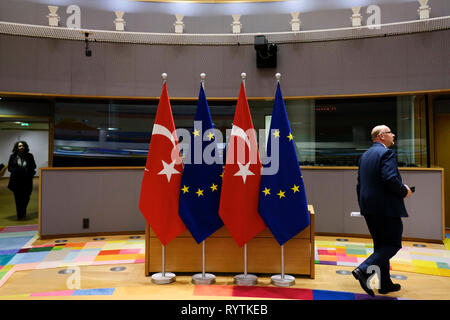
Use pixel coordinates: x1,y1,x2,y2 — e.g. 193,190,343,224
315,240,450,277
193,284,399,300
0,225,144,288
0,225,449,299
0,284,399,300
0,288,116,299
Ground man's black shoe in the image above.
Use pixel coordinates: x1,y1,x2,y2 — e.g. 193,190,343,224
378,283,401,294
352,268,375,297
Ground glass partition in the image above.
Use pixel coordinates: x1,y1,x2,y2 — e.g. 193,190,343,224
51,94,428,167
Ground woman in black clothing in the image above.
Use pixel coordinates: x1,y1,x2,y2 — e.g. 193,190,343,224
8,141,36,220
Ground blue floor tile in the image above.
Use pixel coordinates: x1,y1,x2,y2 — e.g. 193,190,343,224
72,288,115,296
312,289,356,300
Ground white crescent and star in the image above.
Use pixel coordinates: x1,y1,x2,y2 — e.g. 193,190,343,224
230,124,256,184
152,124,176,146
149,123,258,184
157,159,180,182
230,125,251,149
234,161,255,183
147,123,181,182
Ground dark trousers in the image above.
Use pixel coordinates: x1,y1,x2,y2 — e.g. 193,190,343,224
358,214,403,289
13,191,31,220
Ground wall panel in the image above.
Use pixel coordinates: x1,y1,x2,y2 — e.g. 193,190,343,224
39,167,444,241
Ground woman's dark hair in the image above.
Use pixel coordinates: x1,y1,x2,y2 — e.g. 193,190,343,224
12,141,30,154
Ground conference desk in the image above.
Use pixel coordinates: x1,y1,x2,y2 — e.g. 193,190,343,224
300,166,445,242
39,166,444,243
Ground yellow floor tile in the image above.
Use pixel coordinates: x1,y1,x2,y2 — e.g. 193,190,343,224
413,267,441,276
412,260,437,268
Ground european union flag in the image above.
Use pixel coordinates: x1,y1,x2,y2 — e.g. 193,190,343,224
179,84,224,244
258,82,310,246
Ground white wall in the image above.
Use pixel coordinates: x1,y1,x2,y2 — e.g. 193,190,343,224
0,130,49,177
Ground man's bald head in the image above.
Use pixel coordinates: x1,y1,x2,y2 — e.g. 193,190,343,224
371,125,395,147
371,125,388,141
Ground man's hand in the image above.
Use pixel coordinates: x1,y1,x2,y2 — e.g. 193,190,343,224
404,184,412,198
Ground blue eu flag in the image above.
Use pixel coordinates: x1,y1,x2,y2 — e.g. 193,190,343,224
179,84,224,244
258,82,310,246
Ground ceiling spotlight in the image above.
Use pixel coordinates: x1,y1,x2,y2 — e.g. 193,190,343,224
47,6,60,27
290,12,301,32
351,6,362,27
114,11,126,31
418,0,431,20
231,14,242,34
174,14,184,34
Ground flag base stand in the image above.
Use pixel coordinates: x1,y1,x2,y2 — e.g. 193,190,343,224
192,273,216,285
151,272,175,285
271,274,295,287
234,274,257,286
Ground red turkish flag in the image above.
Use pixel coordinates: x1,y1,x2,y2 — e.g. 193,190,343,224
139,82,186,246
219,82,266,247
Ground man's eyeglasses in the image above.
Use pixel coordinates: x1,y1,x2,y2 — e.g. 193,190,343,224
381,131,393,135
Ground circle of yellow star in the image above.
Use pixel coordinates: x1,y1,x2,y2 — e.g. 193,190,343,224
196,188,204,197
277,190,286,199
207,132,215,140
287,133,294,141
210,183,218,192
262,187,271,196
193,129,200,137
291,185,300,193
273,130,280,138
181,185,189,194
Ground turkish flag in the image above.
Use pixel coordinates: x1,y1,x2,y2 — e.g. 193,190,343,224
219,82,266,247
139,82,186,246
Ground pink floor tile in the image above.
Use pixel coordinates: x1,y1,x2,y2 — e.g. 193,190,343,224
30,290,75,297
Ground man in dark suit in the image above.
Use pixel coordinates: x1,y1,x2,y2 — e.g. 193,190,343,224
353,125,412,296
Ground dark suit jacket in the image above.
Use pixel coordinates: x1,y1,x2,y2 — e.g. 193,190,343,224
7,153,36,194
357,142,408,218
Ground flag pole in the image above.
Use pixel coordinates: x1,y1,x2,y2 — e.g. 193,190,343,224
270,72,295,287
234,72,257,287
192,72,216,285
235,243,257,286
192,240,216,284
151,72,176,285
271,244,295,287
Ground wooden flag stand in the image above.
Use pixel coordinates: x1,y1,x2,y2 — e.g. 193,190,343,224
145,206,315,278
